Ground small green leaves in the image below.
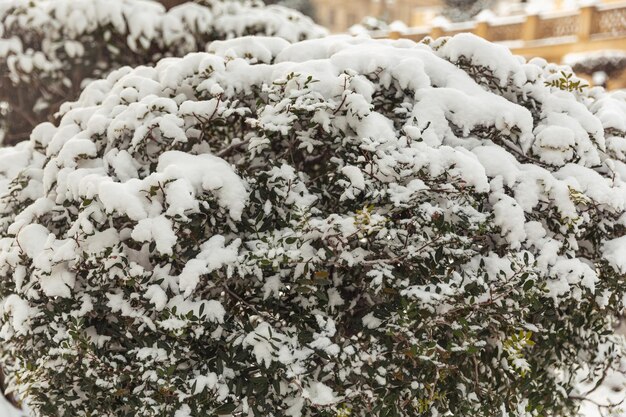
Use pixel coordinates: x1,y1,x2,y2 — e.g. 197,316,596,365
543,71,589,92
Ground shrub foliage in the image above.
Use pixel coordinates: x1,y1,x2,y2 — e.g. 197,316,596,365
0,0,326,145
0,34,625,417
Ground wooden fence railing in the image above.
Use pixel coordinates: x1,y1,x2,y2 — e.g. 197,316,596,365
380,3,626,63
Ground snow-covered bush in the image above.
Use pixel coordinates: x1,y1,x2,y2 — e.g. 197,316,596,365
564,50,626,77
1,33,626,417
0,0,326,145
564,50,626,88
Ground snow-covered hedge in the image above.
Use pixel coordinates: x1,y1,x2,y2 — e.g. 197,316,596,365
0,0,326,145
1,33,626,417
564,50,626,76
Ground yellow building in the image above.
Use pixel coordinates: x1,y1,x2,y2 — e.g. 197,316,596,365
398,2,624,84
311,0,626,34
311,0,442,33
310,0,626,89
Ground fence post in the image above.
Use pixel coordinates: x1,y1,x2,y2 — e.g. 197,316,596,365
430,26,444,39
474,21,490,40
578,5,596,41
522,14,540,41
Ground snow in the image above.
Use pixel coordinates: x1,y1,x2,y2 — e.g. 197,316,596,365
97,180,150,221
135,346,168,362
0,142,36,195
490,192,527,249
190,372,229,401
341,165,366,189
437,33,527,88
388,179,428,206
0,398,23,417
243,322,282,368
131,215,178,256
578,368,626,417
563,50,626,68
1,295,32,336
362,312,383,329
157,151,248,221
178,236,240,296
302,382,340,406
39,266,75,298
545,258,598,301
592,91,626,132
174,405,192,417
144,285,168,311
208,36,291,64
16,224,50,260
602,236,626,274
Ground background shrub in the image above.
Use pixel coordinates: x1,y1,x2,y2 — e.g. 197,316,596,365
0,0,326,145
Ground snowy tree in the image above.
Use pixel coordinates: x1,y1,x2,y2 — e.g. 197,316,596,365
564,50,626,88
0,33,625,417
0,0,326,145
565,51,626,78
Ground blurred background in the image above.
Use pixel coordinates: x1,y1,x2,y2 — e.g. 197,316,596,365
173,0,626,93
162,0,625,89
315,0,626,90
